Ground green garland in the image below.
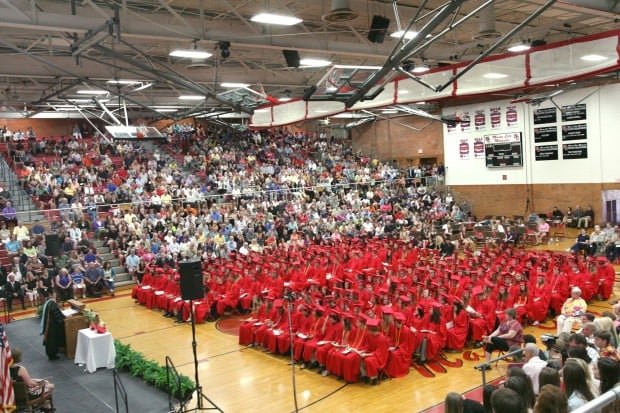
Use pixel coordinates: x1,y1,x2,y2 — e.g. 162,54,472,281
114,340,195,401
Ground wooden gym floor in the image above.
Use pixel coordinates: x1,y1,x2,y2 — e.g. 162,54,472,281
12,228,619,413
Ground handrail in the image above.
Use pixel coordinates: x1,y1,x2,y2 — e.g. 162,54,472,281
112,368,129,413
165,355,184,413
571,387,620,413
474,348,523,386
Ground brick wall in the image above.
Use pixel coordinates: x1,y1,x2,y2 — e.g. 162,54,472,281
0,118,88,137
350,115,444,167
452,183,620,223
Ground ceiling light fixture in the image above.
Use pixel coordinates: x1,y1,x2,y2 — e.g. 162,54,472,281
412,63,430,74
278,97,292,102
178,95,206,100
300,58,332,67
581,54,607,62
334,65,383,70
106,79,141,85
153,108,178,113
76,90,108,95
250,12,302,26
221,82,250,88
390,30,418,40
483,72,509,79
507,43,531,53
169,49,212,59
218,41,231,59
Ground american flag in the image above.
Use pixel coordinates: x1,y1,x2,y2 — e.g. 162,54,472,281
0,323,15,413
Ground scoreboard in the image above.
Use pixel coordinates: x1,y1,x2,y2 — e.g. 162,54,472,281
484,132,523,168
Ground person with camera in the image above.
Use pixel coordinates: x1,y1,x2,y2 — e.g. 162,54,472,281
480,308,523,370
557,287,587,335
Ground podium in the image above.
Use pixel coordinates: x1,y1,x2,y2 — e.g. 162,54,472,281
64,315,89,359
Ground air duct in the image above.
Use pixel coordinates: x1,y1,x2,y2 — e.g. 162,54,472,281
322,0,360,23
473,4,501,40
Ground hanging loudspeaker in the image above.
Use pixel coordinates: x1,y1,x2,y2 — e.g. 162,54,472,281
282,50,300,68
179,260,204,300
367,15,390,44
45,233,61,257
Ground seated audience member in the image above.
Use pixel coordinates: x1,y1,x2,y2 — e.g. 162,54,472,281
522,343,548,394
13,222,30,242
538,367,562,389
536,219,550,245
588,225,606,256
444,392,483,413
83,262,104,297
577,205,595,229
55,268,73,302
10,348,55,412
594,331,620,361
1,200,18,226
481,308,523,369
568,333,599,367
569,228,589,254
604,226,619,262
557,287,587,335
596,357,620,413
551,206,564,224
491,388,527,413
102,261,116,296
4,273,26,311
563,358,597,411
534,384,567,413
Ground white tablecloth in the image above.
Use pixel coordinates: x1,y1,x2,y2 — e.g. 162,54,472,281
74,328,116,373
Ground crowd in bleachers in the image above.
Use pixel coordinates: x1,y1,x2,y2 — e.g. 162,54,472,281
0,122,618,392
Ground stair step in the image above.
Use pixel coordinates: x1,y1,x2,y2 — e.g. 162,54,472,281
115,280,135,288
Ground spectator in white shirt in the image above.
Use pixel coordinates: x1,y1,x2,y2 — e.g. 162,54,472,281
522,343,548,394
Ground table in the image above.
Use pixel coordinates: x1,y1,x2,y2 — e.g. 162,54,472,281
74,327,116,373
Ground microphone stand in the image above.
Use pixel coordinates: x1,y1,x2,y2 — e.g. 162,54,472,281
183,301,223,413
285,298,299,413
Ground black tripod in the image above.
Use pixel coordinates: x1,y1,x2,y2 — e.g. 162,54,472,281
181,302,222,413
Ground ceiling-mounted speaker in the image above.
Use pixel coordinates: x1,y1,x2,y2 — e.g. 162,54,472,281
303,85,317,101
367,15,390,44
282,50,300,68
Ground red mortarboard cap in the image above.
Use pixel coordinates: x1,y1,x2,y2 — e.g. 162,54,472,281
430,301,443,309
314,304,325,312
393,312,406,321
366,318,381,327
399,295,411,303
274,299,284,308
381,305,394,314
597,256,609,263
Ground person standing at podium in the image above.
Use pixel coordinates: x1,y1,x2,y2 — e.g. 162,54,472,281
39,294,66,360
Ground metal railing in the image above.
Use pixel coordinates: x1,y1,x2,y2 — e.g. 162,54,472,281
572,387,620,413
112,368,129,413
474,348,524,386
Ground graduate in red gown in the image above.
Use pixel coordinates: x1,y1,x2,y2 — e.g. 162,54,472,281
529,272,550,324
469,287,492,347
238,297,272,346
277,303,309,355
315,312,344,371
446,301,469,351
360,318,389,385
547,266,569,315
304,311,342,368
597,257,615,300
384,312,415,378
322,315,356,377
333,317,367,383
144,269,167,309
513,284,529,323
421,304,448,362
215,273,241,315
132,267,154,302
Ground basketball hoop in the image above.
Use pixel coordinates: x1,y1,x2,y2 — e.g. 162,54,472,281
135,119,148,139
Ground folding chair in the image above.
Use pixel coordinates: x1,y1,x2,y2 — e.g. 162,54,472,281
13,380,54,413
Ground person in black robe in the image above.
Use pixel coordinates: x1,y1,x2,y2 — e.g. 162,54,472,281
39,295,66,360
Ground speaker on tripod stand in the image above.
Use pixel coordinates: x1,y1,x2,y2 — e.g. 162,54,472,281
175,260,222,413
